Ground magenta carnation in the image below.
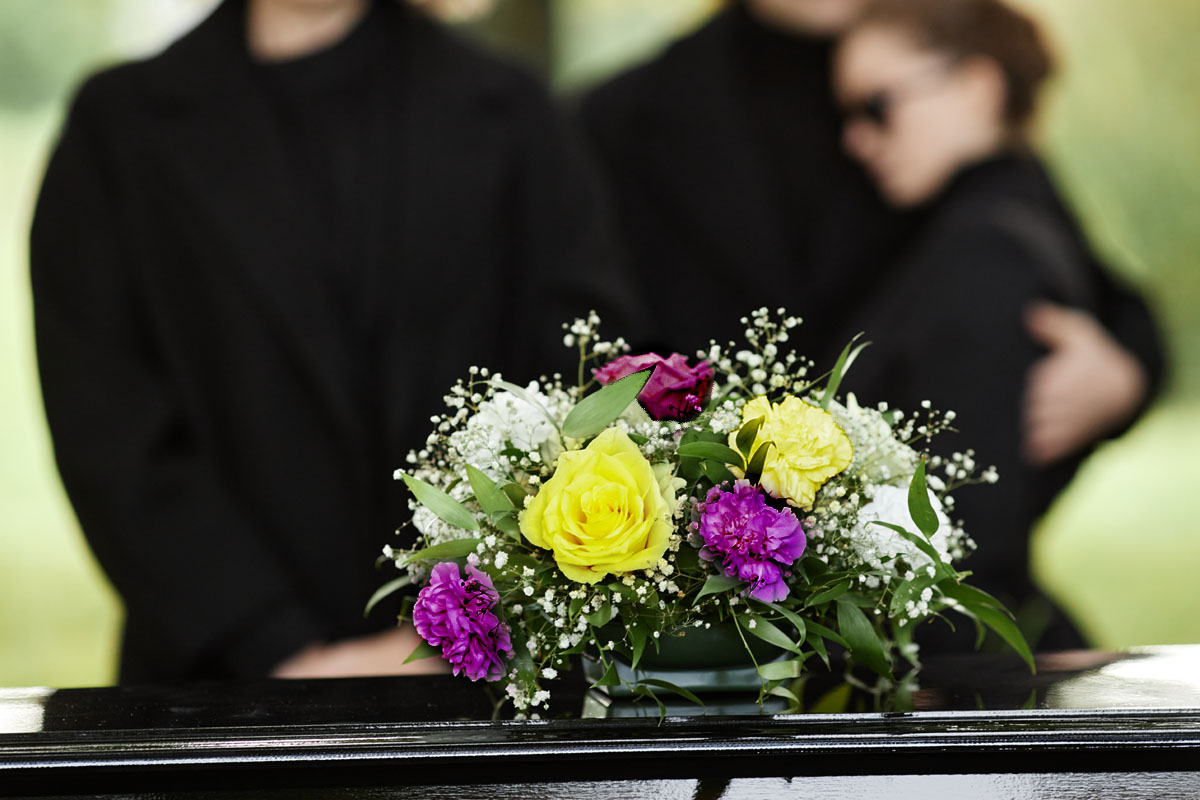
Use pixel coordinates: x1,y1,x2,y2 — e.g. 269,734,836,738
695,481,807,603
412,561,513,682
594,352,713,421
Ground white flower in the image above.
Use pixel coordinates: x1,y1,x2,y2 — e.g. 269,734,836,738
850,484,952,576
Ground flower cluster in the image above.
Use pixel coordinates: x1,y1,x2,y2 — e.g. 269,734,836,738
378,308,1025,716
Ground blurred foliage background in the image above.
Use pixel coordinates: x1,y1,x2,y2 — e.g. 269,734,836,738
1,0,1197,688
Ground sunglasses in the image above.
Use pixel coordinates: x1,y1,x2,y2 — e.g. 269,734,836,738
840,61,959,130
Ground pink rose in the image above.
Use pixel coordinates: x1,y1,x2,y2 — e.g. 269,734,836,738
594,353,714,421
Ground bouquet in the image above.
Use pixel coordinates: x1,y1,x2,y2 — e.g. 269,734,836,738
373,308,1032,716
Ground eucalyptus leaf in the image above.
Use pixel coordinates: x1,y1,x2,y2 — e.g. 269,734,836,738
819,334,870,409
907,458,940,538
562,369,652,439
402,639,441,665
398,473,480,532
757,658,805,681
675,441,745,467
735,415,765,460
363,574,412,618
746,615,803,655
466,465,514,517
399,538,483,566
694,574,742,604
836,598,894,680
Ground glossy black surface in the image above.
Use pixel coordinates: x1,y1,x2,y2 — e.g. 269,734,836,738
3,647,1200,797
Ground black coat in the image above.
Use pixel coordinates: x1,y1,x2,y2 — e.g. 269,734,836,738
578,5,909,363
834,154,1152,609
31,0,635,682
580,7,1164,643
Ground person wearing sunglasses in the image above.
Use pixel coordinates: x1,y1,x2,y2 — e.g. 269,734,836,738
830,0,1165,649
580,0,1163,651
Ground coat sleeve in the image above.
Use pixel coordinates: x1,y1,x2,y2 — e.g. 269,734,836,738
843,224,1056,592
1091,258,1167,432
30,80,326,679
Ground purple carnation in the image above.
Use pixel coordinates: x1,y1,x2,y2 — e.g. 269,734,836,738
594,352,713,421
412,561,513,682
696,481,806,603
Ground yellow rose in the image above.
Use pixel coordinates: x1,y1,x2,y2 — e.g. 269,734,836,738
731,395,853,508
520,428,675,584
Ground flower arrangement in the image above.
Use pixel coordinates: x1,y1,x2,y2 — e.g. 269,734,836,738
373,308,1031,716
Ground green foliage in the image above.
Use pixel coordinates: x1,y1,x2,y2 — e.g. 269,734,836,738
398,473,480,532
562,369,651,439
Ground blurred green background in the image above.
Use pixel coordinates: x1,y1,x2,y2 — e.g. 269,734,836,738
1,0,1197,688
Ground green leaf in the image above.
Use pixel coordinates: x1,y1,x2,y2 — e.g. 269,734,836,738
701,460,738,485
870,521,952,579
493,514,521,539
804,619,849,649
735,415,765,460
627,433,650,446
673,544,701,574
398,473,480,532
804,579,851,608
767,683,802,708
584,601,616,628
637,678,704,707
501,483,529,508
363,574,412,618
466,465,514,517
629,622,648,668
590,658,620,688
399,538,483,566
809,682,853,714
562,369,652,439
941,583,1035,672
807,632,830,668
693,574,742,604
936,580,1007,611
757,658,805,681
569,595,587,617
760,601,807,644
402,639,442,665
836,598,894,680
907,458,940,538
743,441,773,485
888,574,937,619
746,616,803,655
630,684,667,723
819,334,870,409
675,441,745,467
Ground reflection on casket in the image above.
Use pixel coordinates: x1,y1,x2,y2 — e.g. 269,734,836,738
2,647,1200,798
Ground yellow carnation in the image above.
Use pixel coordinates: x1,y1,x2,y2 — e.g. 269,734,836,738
519,428,676,584
731,395,853,508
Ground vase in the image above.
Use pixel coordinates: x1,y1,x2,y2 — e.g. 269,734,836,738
581,623,790,718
